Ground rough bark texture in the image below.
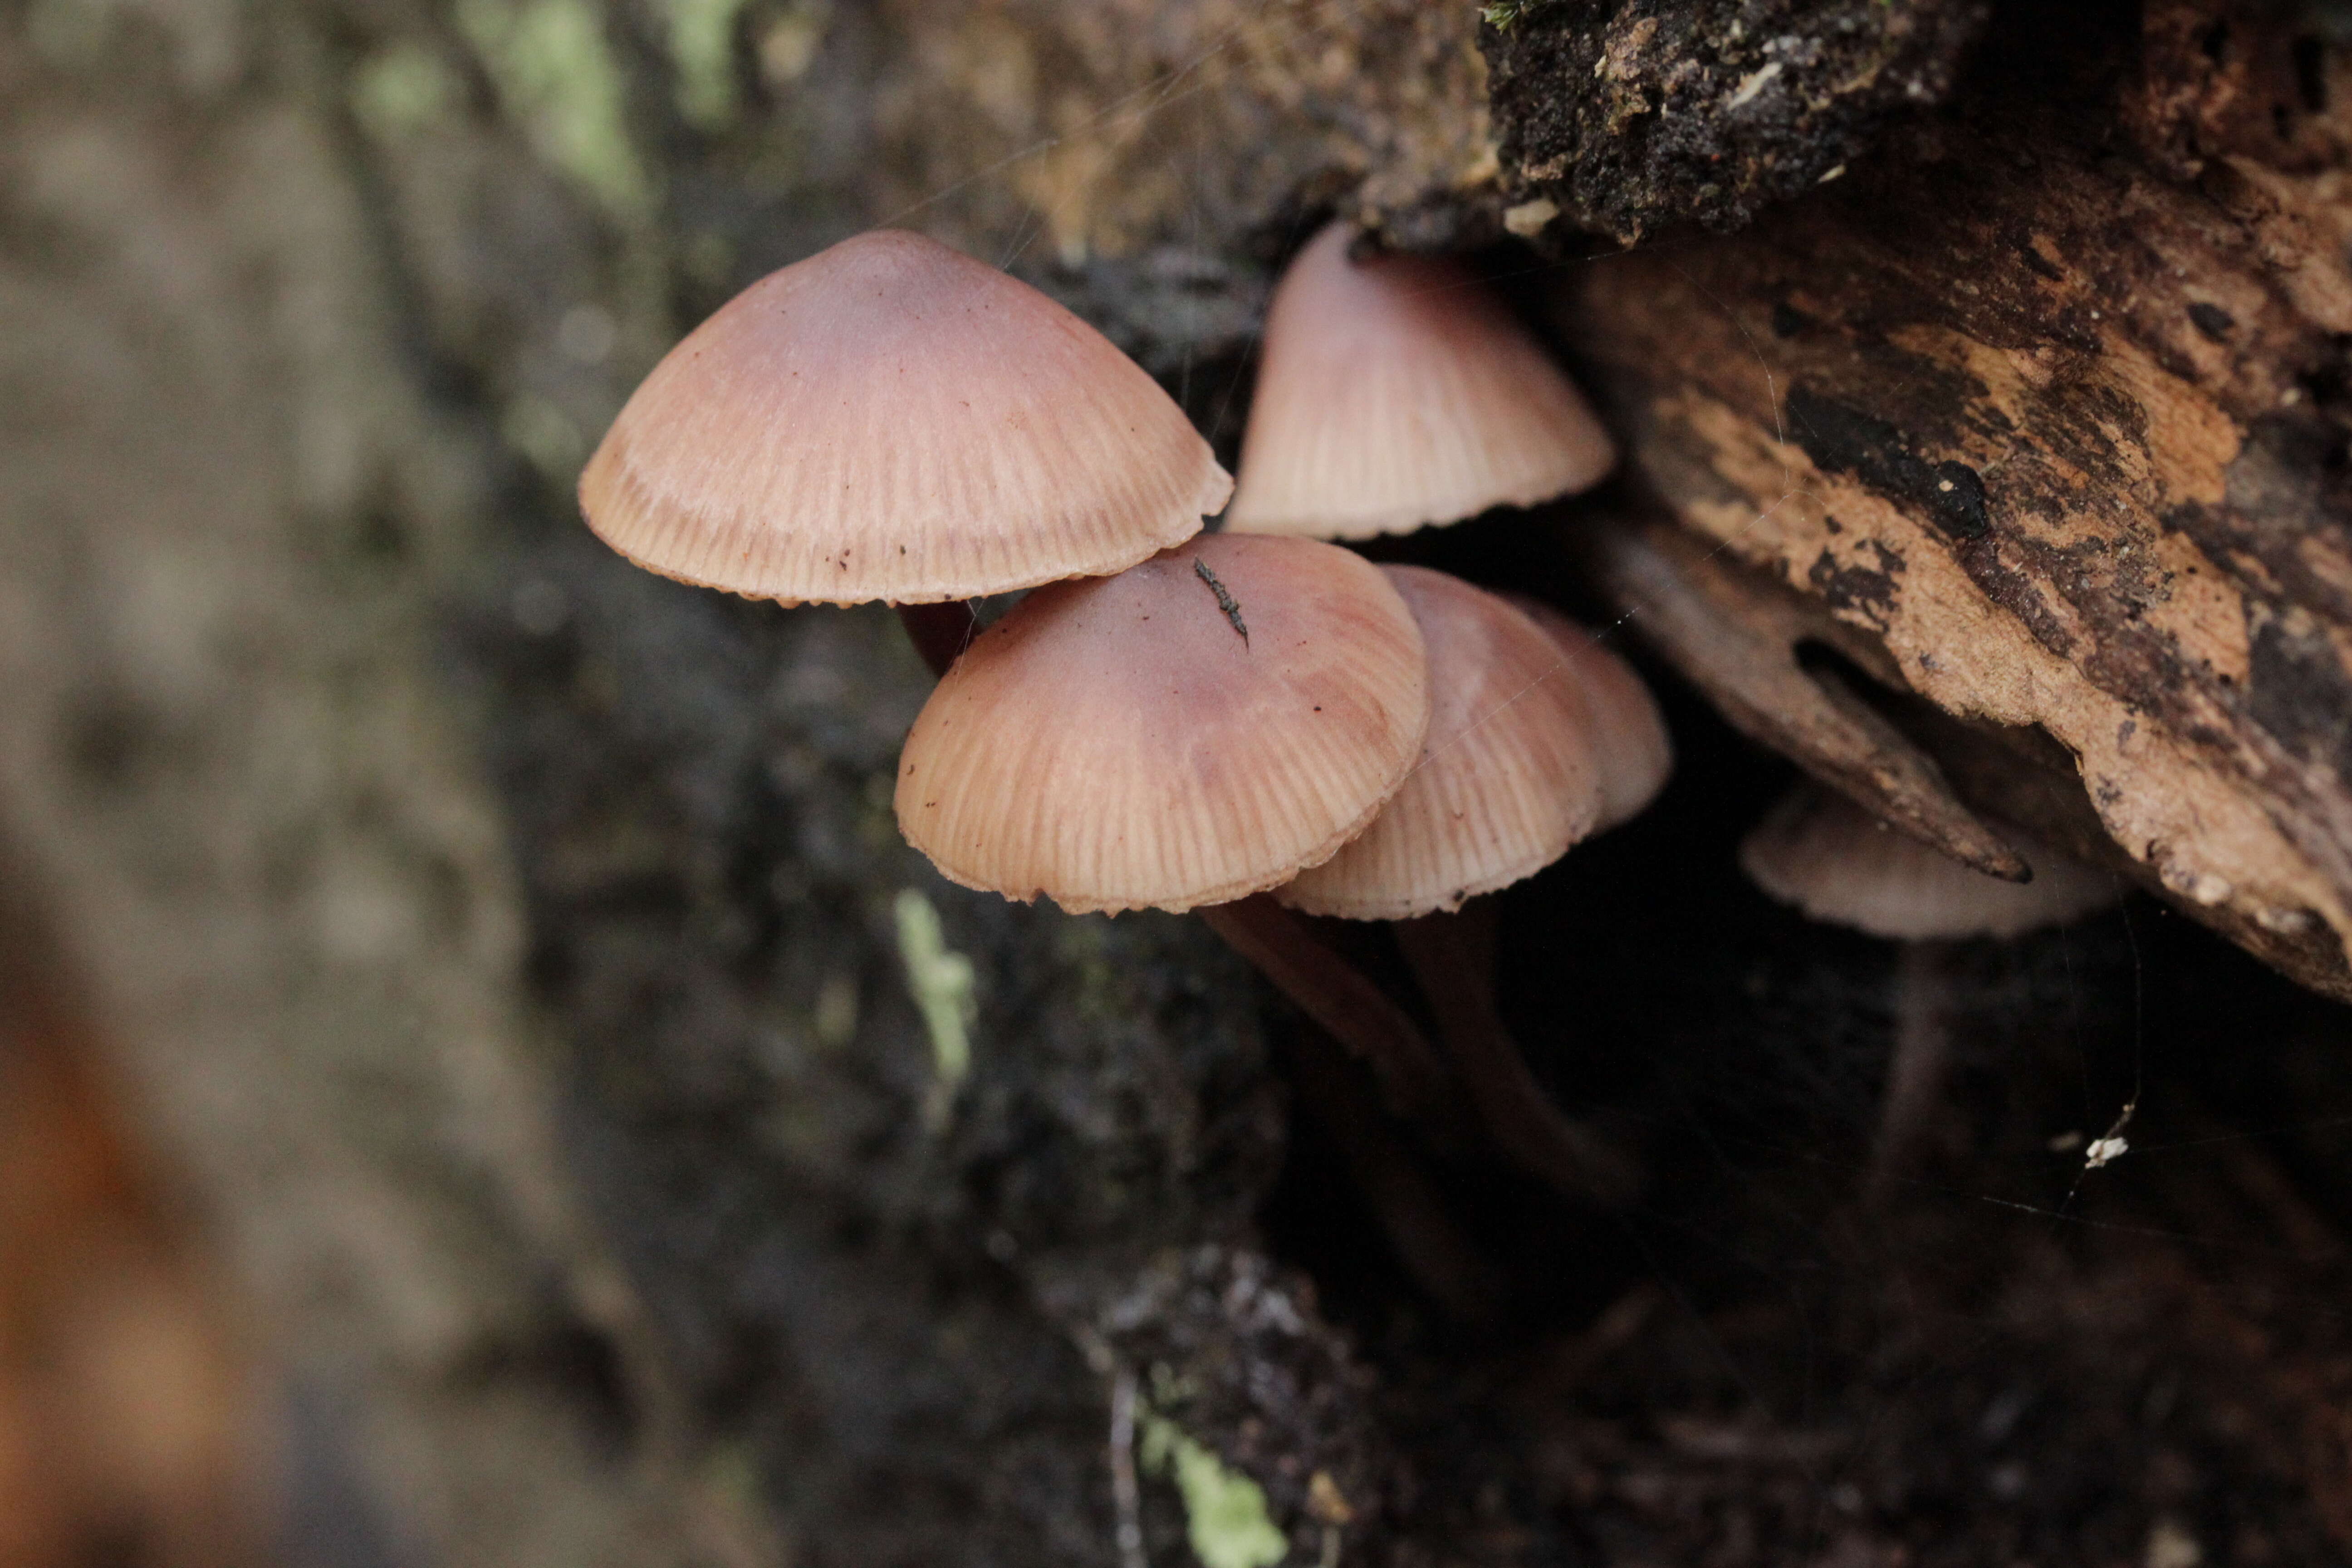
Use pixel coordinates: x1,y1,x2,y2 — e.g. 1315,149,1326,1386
1483,0,1992,241
1559,0,2352,1001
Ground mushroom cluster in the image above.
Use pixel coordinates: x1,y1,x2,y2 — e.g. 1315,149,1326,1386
576,215,2093,1309
576,217,1675,1259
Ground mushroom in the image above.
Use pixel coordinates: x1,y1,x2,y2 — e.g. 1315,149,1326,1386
1277,567,1663,1203
1499,595,1673,833
1208,223,1657,1209
895,533,1430,914
1224,221,1615,540
1740,782,2119,1199
578,228,1232,671
577,227,1503,1292
1277,568,1609,921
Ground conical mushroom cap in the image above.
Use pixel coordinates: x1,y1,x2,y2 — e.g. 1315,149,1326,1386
1503,596,1672,830
579,229,1233,606
1225,222,1616,541
896,534,1430,914
1740,783,2117,941
1278,568,1607,921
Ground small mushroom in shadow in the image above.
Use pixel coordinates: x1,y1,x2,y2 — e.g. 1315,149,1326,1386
1740,781,2120,1202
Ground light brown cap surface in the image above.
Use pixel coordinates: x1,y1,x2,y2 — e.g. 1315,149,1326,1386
1740,783,2117,941
1225,222,1616,541
896,534,1430,914
1504,596,1673,830
578,229,1232,605
1278,568,1606,921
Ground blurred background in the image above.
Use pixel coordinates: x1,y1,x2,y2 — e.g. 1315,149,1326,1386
9,2,2352,1566
0,4,1474,1561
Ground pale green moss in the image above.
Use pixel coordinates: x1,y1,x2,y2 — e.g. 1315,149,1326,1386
499,392,587,480
25,0,109,68
1140,1415,1289,1568
755,0,831,85
661,0,754,130
456,0,652,222
893,889,975,1126
350,44,461,141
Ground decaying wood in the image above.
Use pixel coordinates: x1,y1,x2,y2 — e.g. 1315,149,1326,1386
1483,0,1991,241
1556,1,2352,1002
875,0,1499,364
1576,513,2032,882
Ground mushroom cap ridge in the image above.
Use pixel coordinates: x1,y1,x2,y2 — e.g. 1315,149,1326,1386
1278,567,1608,921
579,228,1233,605
1501,595,1673,832
1225,221,1616,541
895,534,1430,915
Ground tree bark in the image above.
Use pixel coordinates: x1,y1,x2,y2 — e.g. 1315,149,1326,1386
1557,0,2352,1001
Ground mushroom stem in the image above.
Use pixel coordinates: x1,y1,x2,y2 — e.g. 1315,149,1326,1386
1867,939,1957,1206
1393,910,1641,1207
1197,895,1464,1138
1286,1021,1509,1327
897,601,980,677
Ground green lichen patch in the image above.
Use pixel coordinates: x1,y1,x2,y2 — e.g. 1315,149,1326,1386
456,0,653,222
1141,1413,1290,1568
893,888,975,1126
350,44,462,142
662,0,755,130
1477,0,1563,32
